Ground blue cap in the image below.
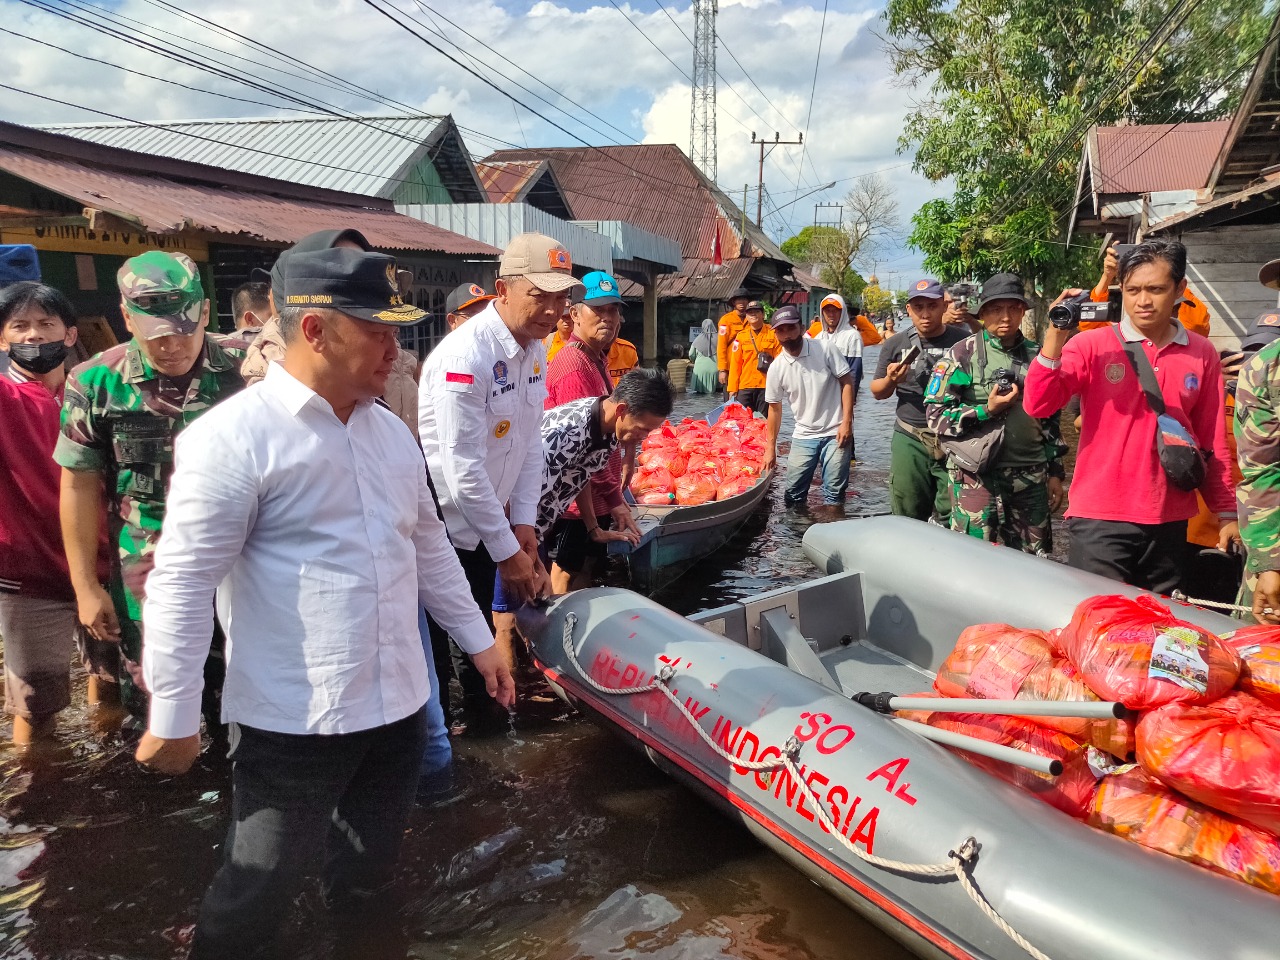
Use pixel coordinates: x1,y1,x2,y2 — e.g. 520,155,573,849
581,270,623,305
907,278,944,300
0,245,40,287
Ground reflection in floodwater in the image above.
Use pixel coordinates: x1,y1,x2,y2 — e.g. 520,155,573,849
0,351,913,959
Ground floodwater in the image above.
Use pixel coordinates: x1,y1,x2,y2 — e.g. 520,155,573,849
0,347,916,960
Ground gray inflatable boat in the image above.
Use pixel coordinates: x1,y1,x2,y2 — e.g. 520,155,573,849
518,516,1278,960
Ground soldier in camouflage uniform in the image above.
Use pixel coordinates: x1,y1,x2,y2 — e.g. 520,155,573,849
924,274,1067,555
1234,263,1280,623
56,251,246,719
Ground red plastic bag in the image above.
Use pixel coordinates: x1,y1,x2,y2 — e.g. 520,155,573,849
640,447,687,478
641,422,678,450
1136,692,1280,835
719,402,751,422
682,457,722,483
1222,625,1280,709
935,624,1136,758
898,710,1099,818
722,455,762,479
716,477,758,501
674,472,718,506
1088,767,1280,895
1056,595,1240,709
631,466,673,497
636,490,675,505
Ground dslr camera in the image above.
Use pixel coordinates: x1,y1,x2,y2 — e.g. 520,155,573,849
991,368,1018,395
948,282,980,312
1048,292,1111,330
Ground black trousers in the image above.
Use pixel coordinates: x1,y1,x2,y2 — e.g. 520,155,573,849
1066,518,1189,596
193,707,428,960
425,543,496,720
735,388,768,416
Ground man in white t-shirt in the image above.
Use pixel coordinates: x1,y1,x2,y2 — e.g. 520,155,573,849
763,305,854,511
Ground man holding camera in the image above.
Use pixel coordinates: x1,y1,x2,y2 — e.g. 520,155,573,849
1023,239,1238,593
924,274,1066,555
871,279,969,524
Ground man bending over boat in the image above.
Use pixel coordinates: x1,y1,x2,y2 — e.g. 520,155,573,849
763,306,854,513
536,369,674,572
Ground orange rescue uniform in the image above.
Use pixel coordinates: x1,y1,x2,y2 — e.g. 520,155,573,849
607,338,639,386
545,330,569,363
717,310,747,373
728,323,782,392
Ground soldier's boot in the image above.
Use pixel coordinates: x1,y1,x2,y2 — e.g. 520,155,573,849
12,713,57,747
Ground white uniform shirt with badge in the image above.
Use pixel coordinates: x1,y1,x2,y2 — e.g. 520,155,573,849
140,363,494,740
419,301,548,561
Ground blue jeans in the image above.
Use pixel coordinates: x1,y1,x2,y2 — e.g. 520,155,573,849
417,606,452,776
785,434,852,506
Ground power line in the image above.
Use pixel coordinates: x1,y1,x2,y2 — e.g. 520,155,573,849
790,0,829,233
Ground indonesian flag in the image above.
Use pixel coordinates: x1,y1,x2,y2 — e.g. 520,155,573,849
711,224,722,267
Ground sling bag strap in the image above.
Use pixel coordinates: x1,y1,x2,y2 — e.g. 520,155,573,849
1111,324,1166,415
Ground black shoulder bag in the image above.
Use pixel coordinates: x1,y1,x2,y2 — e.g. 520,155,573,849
1111,326,1207,491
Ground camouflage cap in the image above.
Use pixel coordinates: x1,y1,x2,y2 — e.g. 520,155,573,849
117,251,205,340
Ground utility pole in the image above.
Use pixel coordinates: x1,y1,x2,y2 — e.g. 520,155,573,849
689,0,718,181
752,131,803,229
814,201,842,229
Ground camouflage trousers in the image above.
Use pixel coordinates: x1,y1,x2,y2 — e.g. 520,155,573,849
110,577,226,723
949,464,1052,557
1235,568,1262,625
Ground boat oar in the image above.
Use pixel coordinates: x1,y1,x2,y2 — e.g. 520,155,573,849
852,691,1129,720
891,719,1063,776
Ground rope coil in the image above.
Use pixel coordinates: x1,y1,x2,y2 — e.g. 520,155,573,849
559,611,1054,960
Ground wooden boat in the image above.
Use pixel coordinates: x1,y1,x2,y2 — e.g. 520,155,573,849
607,469,773,593
519,516,1277,960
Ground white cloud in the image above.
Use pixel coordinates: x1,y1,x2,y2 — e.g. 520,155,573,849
0,0,943,275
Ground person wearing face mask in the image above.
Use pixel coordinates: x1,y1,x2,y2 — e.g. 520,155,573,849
55,252,247,723
0,283,113,746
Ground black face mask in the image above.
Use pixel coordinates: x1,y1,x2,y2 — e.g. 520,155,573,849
8,340,69,375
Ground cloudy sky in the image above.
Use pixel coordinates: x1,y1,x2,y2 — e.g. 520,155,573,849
1,0,944,281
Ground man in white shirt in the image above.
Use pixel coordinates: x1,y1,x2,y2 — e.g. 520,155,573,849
763,305,854,513
419,233,578,719
135,248,515,959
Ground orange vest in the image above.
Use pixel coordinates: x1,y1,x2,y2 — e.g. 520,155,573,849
607,338,639,386
545,330,570,363
717,311,747,371
728,323,781,392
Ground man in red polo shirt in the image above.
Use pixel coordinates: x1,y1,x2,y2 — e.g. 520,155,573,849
0,282,111,745
1024,239,1238,593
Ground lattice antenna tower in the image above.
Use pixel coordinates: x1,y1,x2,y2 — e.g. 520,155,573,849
689,0,718,181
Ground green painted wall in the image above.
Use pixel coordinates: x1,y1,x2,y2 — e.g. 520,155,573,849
391,157,451,205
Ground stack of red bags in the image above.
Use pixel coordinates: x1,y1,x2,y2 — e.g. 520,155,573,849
631,403,770,505
903,595,1280,896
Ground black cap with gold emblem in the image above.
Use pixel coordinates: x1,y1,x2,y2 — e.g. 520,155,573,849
279,247,428,326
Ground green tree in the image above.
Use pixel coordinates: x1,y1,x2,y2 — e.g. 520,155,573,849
884,0,1274,290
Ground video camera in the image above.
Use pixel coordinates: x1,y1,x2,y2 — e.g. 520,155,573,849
991,368,1018,395
1049,292,1112,330
948,282,980,313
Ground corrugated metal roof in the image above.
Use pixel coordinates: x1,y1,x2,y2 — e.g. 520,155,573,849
1089,122,1229,195
481,144,790,264
654,257,755,302
0,145,499,256
39,114,448,200
398,203,610,268
476,160,547,203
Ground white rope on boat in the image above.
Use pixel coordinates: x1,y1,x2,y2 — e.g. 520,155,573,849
560,612,1054,960
1169,590,1269,617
